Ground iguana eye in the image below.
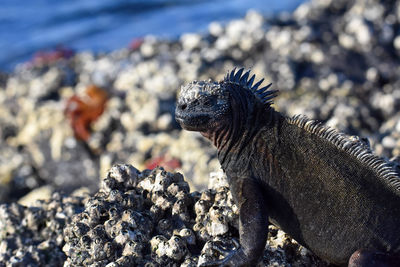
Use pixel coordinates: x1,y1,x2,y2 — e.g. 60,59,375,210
203,98,213,107
217,99,226,105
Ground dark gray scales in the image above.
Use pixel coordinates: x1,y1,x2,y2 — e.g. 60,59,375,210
175,68,400,266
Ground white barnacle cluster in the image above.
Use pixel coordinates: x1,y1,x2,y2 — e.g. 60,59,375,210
61,164,245,266
179,80,222,103
0,193,86,266
63,164,194,266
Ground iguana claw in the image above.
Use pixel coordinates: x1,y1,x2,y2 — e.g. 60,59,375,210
198,239,248,267
198,248,248,267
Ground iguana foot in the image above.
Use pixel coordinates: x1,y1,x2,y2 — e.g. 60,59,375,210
198,239,254,267
198,248,248,267
349,249,400,267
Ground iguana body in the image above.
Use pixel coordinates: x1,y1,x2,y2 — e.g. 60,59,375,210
175,68,400,266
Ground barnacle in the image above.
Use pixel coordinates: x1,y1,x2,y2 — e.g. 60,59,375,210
64,85,108,141
195,199,212,219
166,235,188,260
64,166,191,265
63,165,211,265
206,205,229,236
0,193,86,266
178,228,196,246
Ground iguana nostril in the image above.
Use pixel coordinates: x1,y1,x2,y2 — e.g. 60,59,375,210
180,103,187,110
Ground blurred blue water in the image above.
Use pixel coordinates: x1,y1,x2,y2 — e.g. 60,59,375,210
0,0,305,71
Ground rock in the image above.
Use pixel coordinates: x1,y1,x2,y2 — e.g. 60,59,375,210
17,185,53,206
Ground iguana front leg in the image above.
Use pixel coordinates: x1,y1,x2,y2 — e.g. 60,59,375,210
200,177,269,267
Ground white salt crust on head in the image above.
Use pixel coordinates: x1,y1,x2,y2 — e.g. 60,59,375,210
178,80,222,102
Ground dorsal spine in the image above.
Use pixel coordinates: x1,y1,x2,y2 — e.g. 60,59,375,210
224,68,278,105
288,115,400,191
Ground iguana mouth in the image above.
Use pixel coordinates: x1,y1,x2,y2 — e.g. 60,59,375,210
175,111,211,131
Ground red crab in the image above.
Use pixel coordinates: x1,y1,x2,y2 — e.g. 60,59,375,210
64,85,108,141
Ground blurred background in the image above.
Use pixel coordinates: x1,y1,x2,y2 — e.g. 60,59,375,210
0,0,304,71
0,0,308,203
1,0,400,206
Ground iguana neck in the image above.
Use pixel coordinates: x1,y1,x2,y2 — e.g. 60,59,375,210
204,105,282,168
200,123,232,149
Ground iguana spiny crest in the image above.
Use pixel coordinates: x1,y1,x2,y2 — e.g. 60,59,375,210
288,115,400,192
178,68,277,106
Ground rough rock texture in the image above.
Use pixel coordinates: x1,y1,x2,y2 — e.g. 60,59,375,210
0,192,86,266
0,164,327,266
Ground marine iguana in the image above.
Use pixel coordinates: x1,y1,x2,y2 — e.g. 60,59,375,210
175,68,400,266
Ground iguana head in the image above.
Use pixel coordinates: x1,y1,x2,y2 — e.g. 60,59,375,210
175,79,230,131
175,68,277,145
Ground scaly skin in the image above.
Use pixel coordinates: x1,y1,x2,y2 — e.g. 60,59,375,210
175,69,400,266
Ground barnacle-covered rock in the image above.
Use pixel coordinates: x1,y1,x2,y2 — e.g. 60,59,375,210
150,234,188,261
0,193,86,266
65,164,316,266
102,164,141,192
0,163,327,266
63,165,197,266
